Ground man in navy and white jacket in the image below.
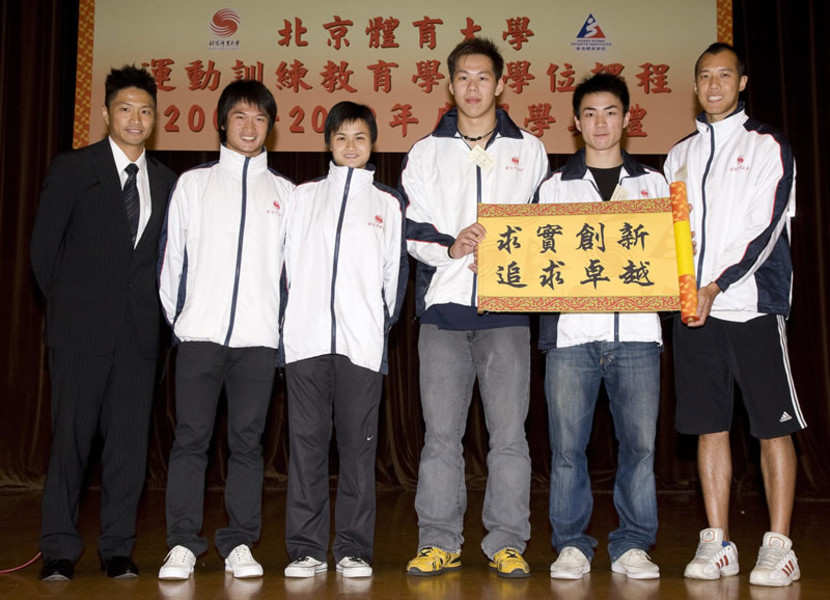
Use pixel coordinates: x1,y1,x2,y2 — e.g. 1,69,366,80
538,73,668,581
665,43,803,587
157,80,294,581
403,37,548,578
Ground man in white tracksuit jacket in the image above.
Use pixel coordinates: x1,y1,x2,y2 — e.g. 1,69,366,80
403,38,548,578
281,102,407,579
156,80,294,581
538,73,668,581
665,43,804,587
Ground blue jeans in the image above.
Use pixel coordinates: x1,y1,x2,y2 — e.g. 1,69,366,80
545,341,660,563
414,325,532,559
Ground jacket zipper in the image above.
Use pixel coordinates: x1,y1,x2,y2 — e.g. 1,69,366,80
330,168,353,353
224,156,250,345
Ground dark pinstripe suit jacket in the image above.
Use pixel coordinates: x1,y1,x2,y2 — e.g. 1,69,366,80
31,138,177,359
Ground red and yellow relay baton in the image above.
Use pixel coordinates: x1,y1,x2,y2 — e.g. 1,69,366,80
671,181,698,324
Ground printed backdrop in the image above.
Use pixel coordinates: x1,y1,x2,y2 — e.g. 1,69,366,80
75,0,731,153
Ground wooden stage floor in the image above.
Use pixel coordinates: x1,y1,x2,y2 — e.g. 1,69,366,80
0,487,827,599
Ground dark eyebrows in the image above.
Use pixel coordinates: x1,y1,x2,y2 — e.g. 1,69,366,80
581,104,620,114
230,108,267,118
454,69,493,77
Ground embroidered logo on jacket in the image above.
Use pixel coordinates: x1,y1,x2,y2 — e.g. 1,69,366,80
266,200,281,216
504,156,524,172
368,215,383,229
729,155,750,172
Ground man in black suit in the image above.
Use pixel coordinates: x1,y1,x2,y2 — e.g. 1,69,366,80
30,65,177,581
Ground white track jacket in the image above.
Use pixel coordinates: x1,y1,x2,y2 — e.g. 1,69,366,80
158,145,294,348
282,163,407,374
537,149,669,349
403,108,549,316
664,104,796,318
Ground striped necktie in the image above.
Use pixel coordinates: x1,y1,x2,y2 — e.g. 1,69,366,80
123,163,140,245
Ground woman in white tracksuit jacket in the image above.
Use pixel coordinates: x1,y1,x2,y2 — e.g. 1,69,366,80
281,102,408,579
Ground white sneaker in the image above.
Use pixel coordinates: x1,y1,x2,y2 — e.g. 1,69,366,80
684,527,739,580
284,556,328,578
335,556,373,578
224,544,263,578
158,545,196,580
611,548,660,579
550,546,591,579
749,532,800,587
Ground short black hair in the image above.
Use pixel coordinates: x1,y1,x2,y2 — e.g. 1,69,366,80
217,80,277,144
324,101,377,146
572,72,630,115
447,37,504,81
695,42,746,78
105,65,157,109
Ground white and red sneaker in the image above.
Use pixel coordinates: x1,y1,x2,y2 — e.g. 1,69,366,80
684,527,739,580
749,531,800,587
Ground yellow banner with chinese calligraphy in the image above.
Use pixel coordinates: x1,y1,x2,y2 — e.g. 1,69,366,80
75,0,731,153
478,182,697,321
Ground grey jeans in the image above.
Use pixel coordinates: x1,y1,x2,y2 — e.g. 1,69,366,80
414,324,532,559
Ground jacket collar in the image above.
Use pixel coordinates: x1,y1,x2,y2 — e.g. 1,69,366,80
432,107,524,140
327,161,375,189
559,148,646,181
695,101,749,139
219,143,269,173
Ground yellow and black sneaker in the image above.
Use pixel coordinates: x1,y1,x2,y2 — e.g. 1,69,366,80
489,548,531,578
406,546,462,576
